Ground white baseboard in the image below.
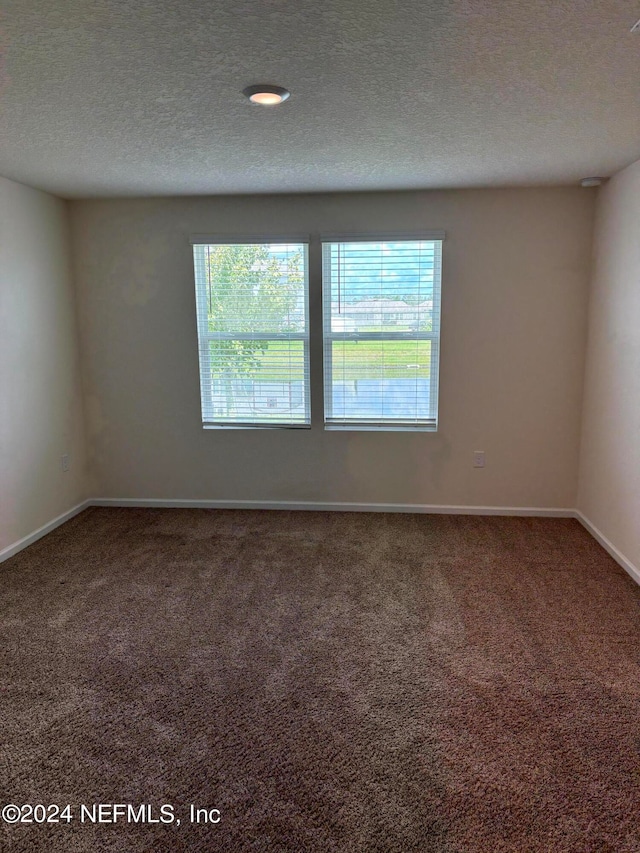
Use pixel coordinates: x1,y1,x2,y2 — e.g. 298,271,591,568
574,510,640,586
10,500,638,589
89,497,576,517
0,500,91,564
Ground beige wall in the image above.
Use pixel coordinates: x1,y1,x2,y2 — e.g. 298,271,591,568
578,160,640,569
70,188,594,508
0,177,87,551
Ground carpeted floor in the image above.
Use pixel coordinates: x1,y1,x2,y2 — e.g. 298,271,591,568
1,508,639,852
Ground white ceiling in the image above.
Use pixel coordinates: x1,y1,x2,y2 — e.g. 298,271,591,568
1,0,639,198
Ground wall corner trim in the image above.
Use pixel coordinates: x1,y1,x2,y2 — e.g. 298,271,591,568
574,510,640,587
0,500,91,563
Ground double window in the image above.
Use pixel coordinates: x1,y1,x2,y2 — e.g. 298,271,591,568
192,234,443,431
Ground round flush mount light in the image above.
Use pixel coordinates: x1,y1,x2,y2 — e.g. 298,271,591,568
242,84,290,106
581,177,604,188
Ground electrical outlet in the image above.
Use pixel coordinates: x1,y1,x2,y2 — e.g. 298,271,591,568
473,451,485,468
61,454,70,472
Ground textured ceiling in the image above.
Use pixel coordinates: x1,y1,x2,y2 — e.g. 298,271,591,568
0,0,639,197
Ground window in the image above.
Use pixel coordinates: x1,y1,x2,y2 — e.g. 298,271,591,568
192,239,310,428
322,235,443,430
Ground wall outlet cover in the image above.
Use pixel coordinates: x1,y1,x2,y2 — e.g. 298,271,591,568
473,451,485,468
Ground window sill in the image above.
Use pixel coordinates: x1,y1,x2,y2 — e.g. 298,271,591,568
203,423,311,430
324,423,437,433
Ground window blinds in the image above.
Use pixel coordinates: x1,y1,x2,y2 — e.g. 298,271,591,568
322,238,442,430
192,242,310,427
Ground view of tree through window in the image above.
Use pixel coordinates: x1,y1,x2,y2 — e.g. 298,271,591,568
193,236,442,430
193,242,310,426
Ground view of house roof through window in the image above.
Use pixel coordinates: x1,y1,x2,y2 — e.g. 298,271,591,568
322,238,443,430
192,235,442,431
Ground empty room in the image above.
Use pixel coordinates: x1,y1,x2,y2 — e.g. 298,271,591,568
1,1,639,851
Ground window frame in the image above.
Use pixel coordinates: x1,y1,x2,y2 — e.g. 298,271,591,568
191,235,311,430
321,232,444,432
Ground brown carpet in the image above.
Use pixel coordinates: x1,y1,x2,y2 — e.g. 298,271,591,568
1,508,639,852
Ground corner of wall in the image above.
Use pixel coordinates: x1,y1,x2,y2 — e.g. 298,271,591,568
575,160,640,582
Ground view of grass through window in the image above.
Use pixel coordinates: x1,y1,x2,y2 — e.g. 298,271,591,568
221,339,432,381
193,242,310,426
323,239,442,428
194,237,442,429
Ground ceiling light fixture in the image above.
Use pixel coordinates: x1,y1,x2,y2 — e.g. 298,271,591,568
242,84,290,106
580,177,604,187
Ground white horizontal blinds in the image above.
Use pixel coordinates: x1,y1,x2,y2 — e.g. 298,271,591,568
193,242,310,427
322,239,443,430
